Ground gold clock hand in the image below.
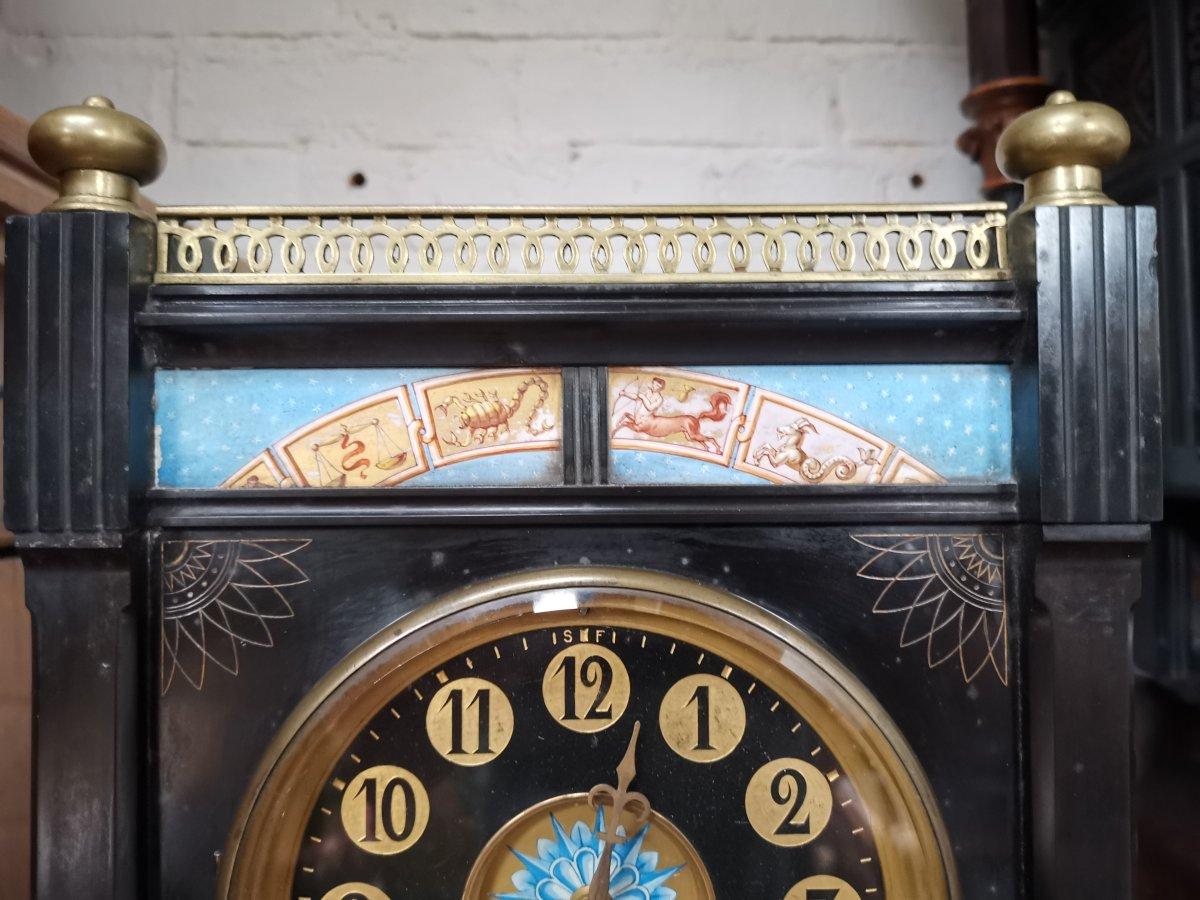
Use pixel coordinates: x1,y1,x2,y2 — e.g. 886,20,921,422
583,721,651,900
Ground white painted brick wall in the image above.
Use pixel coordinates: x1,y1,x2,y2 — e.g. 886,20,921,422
0,0,978,205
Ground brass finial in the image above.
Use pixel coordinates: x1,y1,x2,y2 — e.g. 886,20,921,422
996,89,1131,214
27,95,165,219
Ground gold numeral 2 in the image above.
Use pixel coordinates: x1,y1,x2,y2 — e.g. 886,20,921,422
744,758,833,848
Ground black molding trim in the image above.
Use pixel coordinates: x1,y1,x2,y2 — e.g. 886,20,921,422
144,483,1019,527
563,367,606,485
148,279,1015,302
1031,526,1148,898
561,367,581,485
588,366,609,484
4,212,154,542
138,281,1024,368
1027,207,1163,523
24,548,141,897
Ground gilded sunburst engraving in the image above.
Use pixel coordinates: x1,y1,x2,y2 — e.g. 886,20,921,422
851,533,1008,685
160,539,311,694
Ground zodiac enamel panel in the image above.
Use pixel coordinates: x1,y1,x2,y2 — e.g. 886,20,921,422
154,368,563,489
223,451,289,490
411,369,562,466
273,388,429,488
735,389,906,485
155,365,1009,489
609,367,751,466
608,365,1012,485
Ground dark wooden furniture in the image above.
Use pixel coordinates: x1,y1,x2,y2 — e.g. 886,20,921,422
1032,5,1200,893
0,102,57,900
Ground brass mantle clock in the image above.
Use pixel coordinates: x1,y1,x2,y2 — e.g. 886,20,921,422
8,92,1157,900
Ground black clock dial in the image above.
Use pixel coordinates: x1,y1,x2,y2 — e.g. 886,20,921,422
292,624,881,900
222,577,952,900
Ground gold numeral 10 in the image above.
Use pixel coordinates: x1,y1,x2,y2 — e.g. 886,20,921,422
339,766,429,855
542,644,631,733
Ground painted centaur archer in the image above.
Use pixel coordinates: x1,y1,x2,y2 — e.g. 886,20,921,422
613,377,732,454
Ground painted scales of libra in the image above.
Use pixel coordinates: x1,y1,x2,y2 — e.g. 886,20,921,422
6,92,1158,900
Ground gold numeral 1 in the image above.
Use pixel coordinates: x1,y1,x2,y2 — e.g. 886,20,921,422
658,673,746,763
339,766,429,855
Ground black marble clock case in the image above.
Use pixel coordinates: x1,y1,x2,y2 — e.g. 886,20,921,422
3,206,1160,899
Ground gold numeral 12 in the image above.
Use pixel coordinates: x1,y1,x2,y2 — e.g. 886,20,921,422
542,644,630,734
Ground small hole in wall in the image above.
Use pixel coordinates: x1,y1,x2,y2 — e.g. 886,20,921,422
349,171,367,188
909,173,925,189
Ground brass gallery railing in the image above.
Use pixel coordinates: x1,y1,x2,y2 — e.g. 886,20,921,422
154,204,1010,284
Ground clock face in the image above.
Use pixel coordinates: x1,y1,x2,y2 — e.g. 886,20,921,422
221,570,953,900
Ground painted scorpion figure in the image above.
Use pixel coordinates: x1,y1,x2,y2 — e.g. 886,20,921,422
435,375,552,447
752,417,862,483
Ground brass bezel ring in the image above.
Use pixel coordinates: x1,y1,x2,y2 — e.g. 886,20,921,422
217,566,960,900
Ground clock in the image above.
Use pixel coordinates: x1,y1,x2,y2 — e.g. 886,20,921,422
219,568,956,900
7,100,1159,900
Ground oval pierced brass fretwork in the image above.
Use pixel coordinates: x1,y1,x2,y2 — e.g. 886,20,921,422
156,204,1008,284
